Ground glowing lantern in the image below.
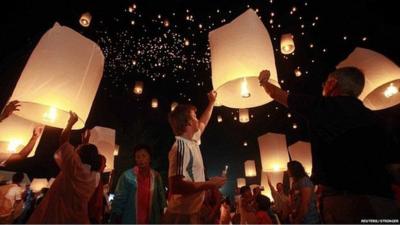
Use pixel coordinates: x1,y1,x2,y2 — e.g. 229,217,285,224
133,81,144,95
79,12,92,27
217,115,223,123
337,47,400,110
289,141,312,175
31,178,49,193
171,102,178,111
237,178,246,188
89,126,116,172
294,68,302,77
280,33,295,55
0,115,43,157
260,171,284,199
244,160,257,177
9,22,104,129
163,19,170,27
209,9,279,109
239,108,250,123
114,145,119,156
151,98,158,108
258,132,289,172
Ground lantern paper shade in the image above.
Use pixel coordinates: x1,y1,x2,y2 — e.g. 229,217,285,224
280,33,295,55
31,178,48,193
337,47,400,110
0,115,43,157
260,171,284,200
237,178,246,188
133,81,144,95
209,9,279,109
239,108,250,123
80,12,92,27
289,141,312,175
9,22,104,129
89,126,116,172
244,160,257,177
258,132,289,172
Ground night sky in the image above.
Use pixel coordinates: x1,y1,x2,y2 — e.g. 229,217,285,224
1,0,399,196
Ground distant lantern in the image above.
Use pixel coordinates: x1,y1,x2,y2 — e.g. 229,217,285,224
239,108,250,123
163,19,170,27
237,178,246,188
133,81,144,95
258,132,289,172
114,145,119,156
9,23,104,129
209,9,279,109
89,126,116,172
151,98,158,108
260,171,284,199
289,141,312,175
244,160,257,177
184,38,190,46
217,115,223,122
294,68,302,77
280,33,295,55
337,47,400,110
171,102,178,111
31,178,49,193
0,115,43,157
79,12,92,27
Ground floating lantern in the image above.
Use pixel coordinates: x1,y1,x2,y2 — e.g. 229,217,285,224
133,81,144,95
244,160,257,177
258,132,289,172
114,145,119,156
89,126,116,172
171,102,178,111
217,115,222,123
79,12,92,27
151,98,158,108
239,108,250,123
237,178,246,188
280,33,295,55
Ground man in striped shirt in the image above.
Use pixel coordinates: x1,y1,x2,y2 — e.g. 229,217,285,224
163,91,226,224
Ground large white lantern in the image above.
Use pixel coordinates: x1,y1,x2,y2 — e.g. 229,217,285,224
30,178,49,193
289,141,312,175
280,33,295,55
89,126,116,172
260,171,284,200
209,9,279,109
9,22,104,129
337,47,400,110
239,108,250,123
237,178,246,188
0,115,43,157
244,160,257,177
258,132,289,172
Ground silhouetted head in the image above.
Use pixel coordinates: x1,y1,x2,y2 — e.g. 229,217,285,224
77,144,100,171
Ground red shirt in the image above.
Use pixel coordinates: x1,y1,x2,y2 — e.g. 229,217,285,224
256,211,273,224
137,169,151,224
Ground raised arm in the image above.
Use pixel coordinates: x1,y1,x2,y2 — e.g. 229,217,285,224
6,126,43,164
59,111,78,145
259,70,288,107
198,91,217,134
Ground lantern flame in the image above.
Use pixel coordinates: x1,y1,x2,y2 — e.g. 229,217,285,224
384,83,398,98
8,139,23,152
43,106,57,122
240,77,251,98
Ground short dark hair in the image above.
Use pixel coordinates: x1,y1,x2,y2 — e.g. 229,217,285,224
168,104,197,136
287,160,308,181
133,144,152,159
329,67,365,97
256,195,271,211
240,185,251,195
12,172,24,183
78,144,100,171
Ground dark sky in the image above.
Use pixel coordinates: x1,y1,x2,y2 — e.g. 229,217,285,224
1,0,399,196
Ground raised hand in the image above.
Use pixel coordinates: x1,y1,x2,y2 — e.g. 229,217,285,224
33,125,44,138
208,90,217,104
1,100,21,121
68,111,78,126
258,70,271,86
81,129,91,144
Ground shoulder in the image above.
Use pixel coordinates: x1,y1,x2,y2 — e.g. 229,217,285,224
298,177,314,188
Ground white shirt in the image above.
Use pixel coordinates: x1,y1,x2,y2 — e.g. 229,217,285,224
167,130,205,214
5,184,23,207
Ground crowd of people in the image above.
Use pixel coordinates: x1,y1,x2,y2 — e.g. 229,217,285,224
0,66,399,224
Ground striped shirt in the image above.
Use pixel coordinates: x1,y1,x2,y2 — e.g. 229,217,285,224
167,130,205,214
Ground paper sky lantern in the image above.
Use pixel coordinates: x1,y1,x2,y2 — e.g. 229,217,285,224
151,98,158,108
0,115,43,157
209,9,279,109
280,33,295,55
31,178,48,193
89,126,116,172
337,47,400,110
244,160,257,177
133,81,144,95
171,102,178,111
80,12,92,27
217,115,223,123
260,171,284,200
258,132,289,172
289,141,312,175
114,144,119,156
9,22,104,129
237,178,246,188
239,108,250,123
